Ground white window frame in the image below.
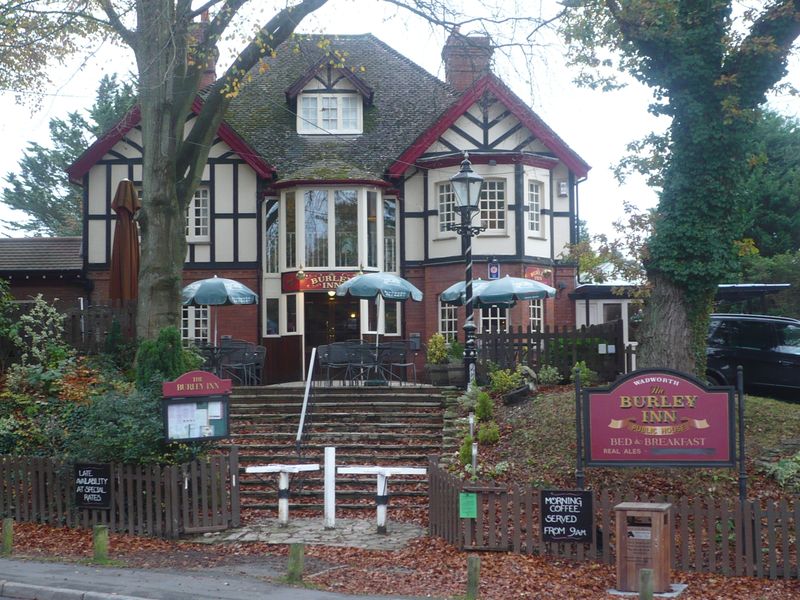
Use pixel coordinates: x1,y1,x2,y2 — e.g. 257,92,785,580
297,93,363,134
527,180,543,236
364,297,401,336
186,187,210,243
479,179,506,233
437,182,457,234
480,306,508,333
529,299,543,332
439,301,458,342
181,305,209,344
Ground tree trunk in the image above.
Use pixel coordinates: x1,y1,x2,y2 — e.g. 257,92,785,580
636,273,694,373
134,0,187,339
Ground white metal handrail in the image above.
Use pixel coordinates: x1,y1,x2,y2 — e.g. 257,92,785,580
295,346,317,453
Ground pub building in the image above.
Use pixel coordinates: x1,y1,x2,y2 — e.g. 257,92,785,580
68,31,590,383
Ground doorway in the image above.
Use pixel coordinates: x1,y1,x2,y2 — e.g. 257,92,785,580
304,293,361,366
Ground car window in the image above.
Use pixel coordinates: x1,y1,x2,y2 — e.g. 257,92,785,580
774,323,800,355
708,319,774,350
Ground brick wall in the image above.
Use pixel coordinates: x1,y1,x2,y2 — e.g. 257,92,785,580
88,268,261,345
5,276,89,312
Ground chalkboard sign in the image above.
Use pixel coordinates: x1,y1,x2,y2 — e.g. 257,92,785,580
540,490,593,543
74,463,111,510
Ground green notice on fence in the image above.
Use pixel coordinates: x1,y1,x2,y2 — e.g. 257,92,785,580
459,492,477,519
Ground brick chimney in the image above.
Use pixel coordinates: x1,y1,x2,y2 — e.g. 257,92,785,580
190,12,218,89
441,31,494,93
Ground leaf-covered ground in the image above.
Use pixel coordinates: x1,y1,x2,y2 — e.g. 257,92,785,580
8,523,800,599
474,386,800,500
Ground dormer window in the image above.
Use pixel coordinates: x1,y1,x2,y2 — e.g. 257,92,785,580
298,93,362,134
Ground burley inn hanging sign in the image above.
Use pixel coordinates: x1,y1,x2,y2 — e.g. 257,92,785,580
582,369,736,468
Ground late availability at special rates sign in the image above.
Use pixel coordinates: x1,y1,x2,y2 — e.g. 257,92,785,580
74,463,111,509
540,490,593,543
584,369,735,467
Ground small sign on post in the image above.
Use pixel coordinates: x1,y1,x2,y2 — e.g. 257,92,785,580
75,463,111,510
540,490,593,543
459,492,477,519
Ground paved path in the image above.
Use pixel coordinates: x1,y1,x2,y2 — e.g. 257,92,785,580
0,558,434,600
189,517,426,551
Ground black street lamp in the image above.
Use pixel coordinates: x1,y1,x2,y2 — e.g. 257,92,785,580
447,151,485,387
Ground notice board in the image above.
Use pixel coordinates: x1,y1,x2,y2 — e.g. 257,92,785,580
162,370,231,442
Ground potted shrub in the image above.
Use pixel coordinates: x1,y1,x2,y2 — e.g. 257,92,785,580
425,333,450,386
447,340,466,387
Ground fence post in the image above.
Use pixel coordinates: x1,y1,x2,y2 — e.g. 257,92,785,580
2,518,12,555
93,524,109,562
466,555,480,600
286,543,304,583
638,568,653,600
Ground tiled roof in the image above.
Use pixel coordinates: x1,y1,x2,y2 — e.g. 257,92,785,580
0,237,83,272
224,34,458,183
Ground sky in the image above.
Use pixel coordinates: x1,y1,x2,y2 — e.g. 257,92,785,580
0,0,798,241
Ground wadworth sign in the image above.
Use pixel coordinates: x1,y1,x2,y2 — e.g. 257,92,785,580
582,369,736,468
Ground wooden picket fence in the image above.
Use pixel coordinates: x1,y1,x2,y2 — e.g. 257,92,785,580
428,459,799,580
0,449,239,539
63,304,137,354
477,321,626,382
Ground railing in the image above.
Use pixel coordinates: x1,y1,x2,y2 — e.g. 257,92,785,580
477,320,626,382
428,458,798,580
295,347,318,459
0,450,240,539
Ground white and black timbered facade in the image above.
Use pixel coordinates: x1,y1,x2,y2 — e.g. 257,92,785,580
69,32,590,383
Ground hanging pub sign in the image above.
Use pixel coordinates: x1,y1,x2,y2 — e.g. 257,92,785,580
540,490,593,543
162,370,231,442
582,369,735,468
74,463,112,510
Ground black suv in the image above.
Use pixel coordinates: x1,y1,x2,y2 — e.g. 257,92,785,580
706,314,800,391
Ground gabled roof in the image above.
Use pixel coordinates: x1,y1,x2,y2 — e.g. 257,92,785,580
66,100,275,185
388,74,590,178
224,34,457,183
0,237,82,272
284,55,374,105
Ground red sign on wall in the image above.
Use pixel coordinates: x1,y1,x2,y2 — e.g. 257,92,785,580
583,369,735,467
524,266,553,285
281,271,357,293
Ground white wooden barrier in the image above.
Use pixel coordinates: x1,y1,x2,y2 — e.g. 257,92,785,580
337,465,427,534
245,464,319,526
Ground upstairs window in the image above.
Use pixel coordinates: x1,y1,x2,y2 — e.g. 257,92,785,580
437,182,456,233
527,181,542,235
186,187,210,242
479,179,505,233
298,94,362,134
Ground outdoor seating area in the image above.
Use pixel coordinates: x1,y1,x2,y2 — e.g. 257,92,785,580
195,338,266,385
317,340,418,386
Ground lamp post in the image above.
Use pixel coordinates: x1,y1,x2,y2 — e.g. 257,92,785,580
447,151,485,387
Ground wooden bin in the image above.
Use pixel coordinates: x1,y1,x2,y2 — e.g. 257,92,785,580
614,502,672,593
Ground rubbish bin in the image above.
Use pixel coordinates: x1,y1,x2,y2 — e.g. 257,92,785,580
614,502,672,593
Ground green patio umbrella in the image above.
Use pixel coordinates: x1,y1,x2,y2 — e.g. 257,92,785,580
440,275,555,308
182,276,258,344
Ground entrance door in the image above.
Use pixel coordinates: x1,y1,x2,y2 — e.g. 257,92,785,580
304,293,360,367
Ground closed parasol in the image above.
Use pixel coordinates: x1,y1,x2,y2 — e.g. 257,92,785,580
109,179,141,304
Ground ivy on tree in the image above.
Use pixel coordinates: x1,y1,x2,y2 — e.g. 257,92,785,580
561,1,800,374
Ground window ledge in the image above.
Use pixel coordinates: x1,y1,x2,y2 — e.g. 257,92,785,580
478,232,510,238
188,239,211,246
433,234,459,242
527,234,546,240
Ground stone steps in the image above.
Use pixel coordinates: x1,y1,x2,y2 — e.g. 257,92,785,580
226,385,447,513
